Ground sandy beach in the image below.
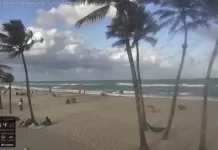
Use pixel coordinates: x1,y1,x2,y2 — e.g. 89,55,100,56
0,89,218,150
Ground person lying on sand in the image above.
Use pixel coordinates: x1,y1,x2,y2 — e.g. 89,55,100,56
101,93,108,96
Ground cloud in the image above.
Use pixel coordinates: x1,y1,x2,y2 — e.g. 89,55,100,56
36,4,116,26
197,26,218,40
1,26,217,81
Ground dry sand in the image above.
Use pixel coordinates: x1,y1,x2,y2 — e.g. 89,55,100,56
0,89,218,150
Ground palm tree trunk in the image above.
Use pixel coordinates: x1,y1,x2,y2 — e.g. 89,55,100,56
0,89,2,109
9,82,12,114
198,34,218,150
126,41,149,150
136,42,147,130
163,20,188,140
21,53,37,124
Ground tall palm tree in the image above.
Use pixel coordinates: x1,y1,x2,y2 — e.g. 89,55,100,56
106,12,149,149
72,0,156,148
0,72,14,114
198,1,218,150
0,65,12,109
154,0,209,140
0,20,43,124
131,9,158,129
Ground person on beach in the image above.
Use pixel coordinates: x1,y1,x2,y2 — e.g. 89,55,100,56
18,98,23,110
49,86,52,93
30,91,33,97
42,116,52,126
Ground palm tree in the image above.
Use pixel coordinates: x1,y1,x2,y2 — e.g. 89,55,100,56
72,0,155,148
198,1,218,150
0,20,43,124
0,65,12,109
0,72,14,114
154,0,209,140
131,9,158,129
106,12,149,150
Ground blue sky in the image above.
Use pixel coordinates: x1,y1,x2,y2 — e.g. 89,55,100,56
0,2,217,81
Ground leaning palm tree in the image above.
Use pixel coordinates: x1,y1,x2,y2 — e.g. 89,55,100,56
198,0,218,150
0,64,12,109
131,9,158,129
0,72,15,114
71,0,158,149
154,0,209,140
106,10,149,149
0,20,43,124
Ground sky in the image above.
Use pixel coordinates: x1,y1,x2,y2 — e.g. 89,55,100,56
0,1,217,81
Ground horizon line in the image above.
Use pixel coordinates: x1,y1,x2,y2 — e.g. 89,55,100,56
14,78,218,82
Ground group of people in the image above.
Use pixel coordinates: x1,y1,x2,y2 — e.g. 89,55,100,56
78,89,86,94
16,91,34,96
78,84,86,94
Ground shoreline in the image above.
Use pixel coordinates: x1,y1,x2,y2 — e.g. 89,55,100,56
1,89,218,150
6,86,218,102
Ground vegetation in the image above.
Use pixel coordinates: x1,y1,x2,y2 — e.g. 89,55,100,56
0,72,15,114
71,0,217,149
72,0,159,148
131,8,158,129
0,20,43,124
154,0,209,140
0,0,218,150
0,64,12,109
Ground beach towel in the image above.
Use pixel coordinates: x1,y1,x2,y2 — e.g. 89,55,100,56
27,123,45,129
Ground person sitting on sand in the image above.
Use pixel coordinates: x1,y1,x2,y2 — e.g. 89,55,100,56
42,117,52,126
18,98,23,110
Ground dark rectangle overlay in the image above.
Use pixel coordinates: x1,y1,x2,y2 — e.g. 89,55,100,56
0,116,16,147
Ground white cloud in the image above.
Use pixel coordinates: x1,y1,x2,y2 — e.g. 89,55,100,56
1,26,217,81
36,4,116,26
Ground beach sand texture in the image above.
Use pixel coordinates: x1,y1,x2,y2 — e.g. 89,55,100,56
0,89,218,150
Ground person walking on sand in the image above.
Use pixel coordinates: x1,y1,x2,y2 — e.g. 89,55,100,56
30,91,33,97
18,98,23,110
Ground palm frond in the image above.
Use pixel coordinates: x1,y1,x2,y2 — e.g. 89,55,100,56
144,36,157,46
137,0,160,5
153,9,176,21
158,17,176,29
2,20,25,46
186,9,209,20
111,39,126,48
8,51,21,59
0,33,9,43
75,4,110,27
73,0,114,5
0,65,12,70
173,19,210,34
106,15,126,39
169,16,181,33
0,72,14,83
0,45,16,53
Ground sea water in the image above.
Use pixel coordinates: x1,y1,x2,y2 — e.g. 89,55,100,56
3,78,218,101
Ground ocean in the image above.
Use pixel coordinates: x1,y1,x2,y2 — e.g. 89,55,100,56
3,78,218,101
